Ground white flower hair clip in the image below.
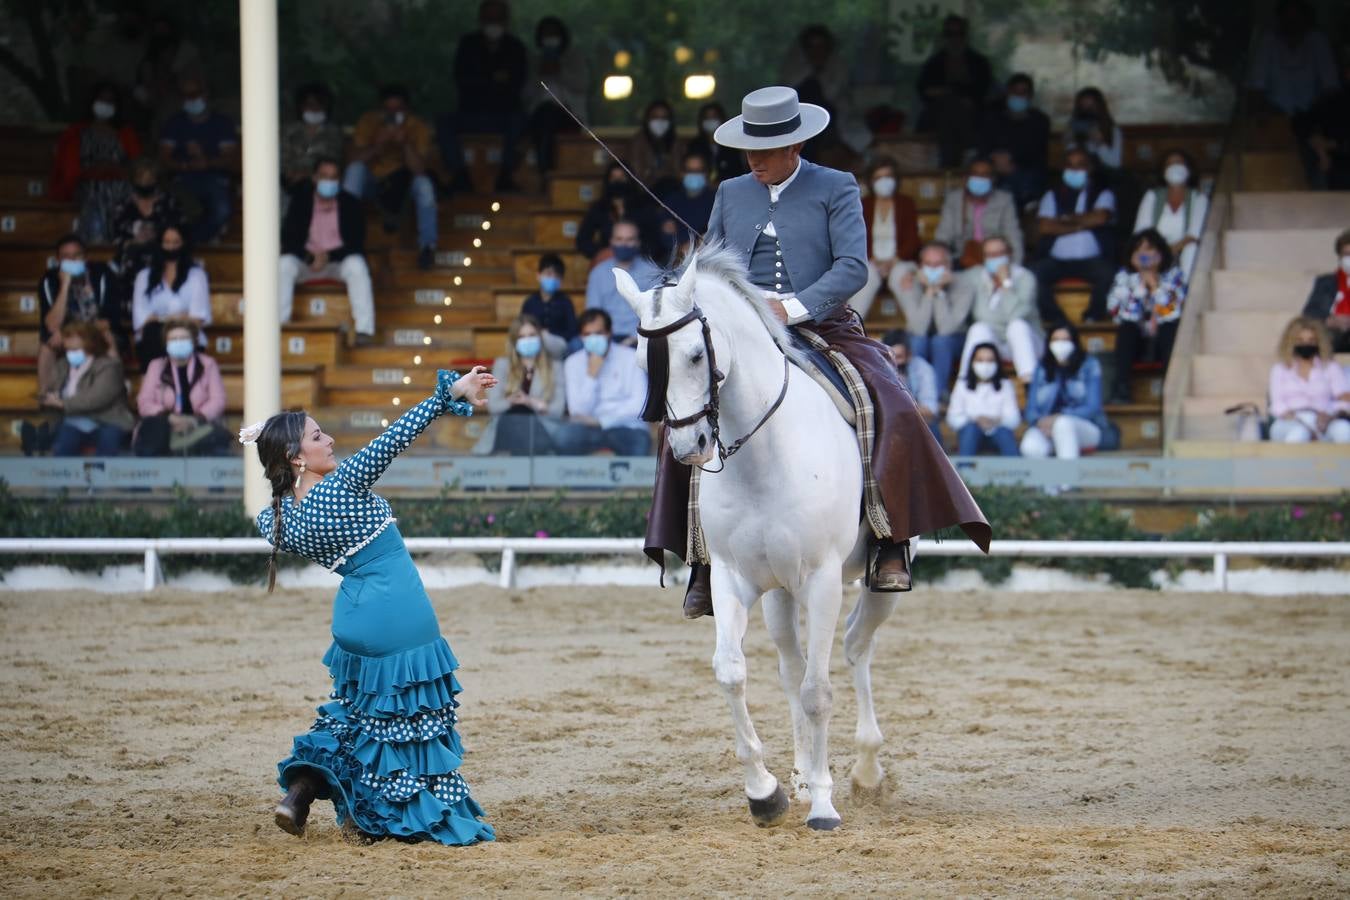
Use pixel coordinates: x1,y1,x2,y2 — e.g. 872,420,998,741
238,420,267,445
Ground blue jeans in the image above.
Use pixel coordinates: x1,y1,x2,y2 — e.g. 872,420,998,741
343,161,437,249
957,423,1019,457
52,421,126,456
175,171,231,244
908,331,964,396
553,422,652,456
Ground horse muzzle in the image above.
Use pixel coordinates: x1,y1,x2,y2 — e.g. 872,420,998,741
669,426,716,466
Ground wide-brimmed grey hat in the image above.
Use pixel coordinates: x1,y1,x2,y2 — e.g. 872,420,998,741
713,85,830,151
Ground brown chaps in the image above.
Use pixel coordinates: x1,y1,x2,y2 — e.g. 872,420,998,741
643,309,991,566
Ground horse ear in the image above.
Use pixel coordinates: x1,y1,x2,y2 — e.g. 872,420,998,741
676,252,699,299
612,266,648,316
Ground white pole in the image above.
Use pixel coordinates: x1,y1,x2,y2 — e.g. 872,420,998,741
239,0,281,517
1214,552,1228,592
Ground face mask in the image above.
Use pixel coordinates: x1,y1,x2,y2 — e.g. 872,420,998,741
386,110,406,125
166,337,194,360
583,334,610,357
539,274,562,293
183,97,207,116
1341,255,1350,275
1006,95,1029,114
1292,343,1319,360
1135,251,1158,269
871,176,896,198
983,255,1009,274
1164,163,1189,186
701,117,721,134
972,360,998,381
647,118,671,138
483,24,505,40
1062,168,1088,190
683,172,707,194
159,247,182,263
541,35,563,49
315,178,340,199
59,258,86,277
65,349,87,368
966,175,992,197
1050,339,1076,364
921,265,946,283
611,244,639,263
92,101,116,121
515,335,542,358
302,110,327,125
132,182,156,197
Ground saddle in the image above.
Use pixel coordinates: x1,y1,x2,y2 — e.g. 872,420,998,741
789,333,856,426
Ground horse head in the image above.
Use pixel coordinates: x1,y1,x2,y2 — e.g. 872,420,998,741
615,253,727,466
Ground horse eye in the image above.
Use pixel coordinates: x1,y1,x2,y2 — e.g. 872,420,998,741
690,351,703,364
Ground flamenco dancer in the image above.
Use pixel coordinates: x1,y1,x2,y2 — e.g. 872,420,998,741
242,365,497,844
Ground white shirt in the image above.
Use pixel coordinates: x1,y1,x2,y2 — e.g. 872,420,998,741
871,208,897,262
1039,188,1116,260
563,343,648,431
132,266,212,334
762,159,812,324
946,378,1022,433
1132,189,1209,280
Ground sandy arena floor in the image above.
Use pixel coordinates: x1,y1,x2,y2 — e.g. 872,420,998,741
1,582,1347,897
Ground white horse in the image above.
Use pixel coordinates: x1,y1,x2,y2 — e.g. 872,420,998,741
615,244,900,831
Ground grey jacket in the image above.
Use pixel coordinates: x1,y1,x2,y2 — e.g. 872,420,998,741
933,188,1024,263
50,355,135,431
473,354,567,454
894,262,973,336
956,264,1042,342
704,158,868,321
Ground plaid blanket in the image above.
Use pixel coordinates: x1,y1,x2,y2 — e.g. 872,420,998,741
686,328,892,564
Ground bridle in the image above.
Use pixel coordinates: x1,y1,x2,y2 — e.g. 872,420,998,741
637,301,790,473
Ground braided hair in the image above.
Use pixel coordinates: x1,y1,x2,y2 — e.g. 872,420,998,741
255,410,308,593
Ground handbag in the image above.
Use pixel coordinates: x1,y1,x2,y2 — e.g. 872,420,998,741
1224,402,1266,442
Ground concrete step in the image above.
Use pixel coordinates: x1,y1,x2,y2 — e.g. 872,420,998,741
1209,269,1322,312
0,207,79,245
389,266,515,290
1232,191,1350,230
322,365,439,391
1188,353,1271,398
1179,395,1261,440
1200,310,1292,355
1239,151,1305,191
1223,229,1339,271
371,321,477,350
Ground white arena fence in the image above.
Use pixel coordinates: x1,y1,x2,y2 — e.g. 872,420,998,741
0,537,1346,593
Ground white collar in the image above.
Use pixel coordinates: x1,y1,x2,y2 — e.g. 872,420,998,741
768,158,804,204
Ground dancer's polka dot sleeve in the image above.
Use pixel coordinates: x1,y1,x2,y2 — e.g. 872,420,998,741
255,369,473,569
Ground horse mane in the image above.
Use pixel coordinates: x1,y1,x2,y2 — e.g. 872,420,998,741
675,241,809,370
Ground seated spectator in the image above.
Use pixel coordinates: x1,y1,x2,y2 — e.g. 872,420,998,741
979,72,1051,209
344,84,439,270
895,242,971,394
524,15,587,186
882,330,941,443
585,220,661,345
947,342,1022,456
1268,316,1350,443
934,156,1023,268
51,82,142,244
521,253,579,358
132,225,210,367
957,235,1042,382
916,14,992,168
133,318,228,456
1021,323,1107,458
38,234,120,396
134,14,203,128
557,309,651,455
39,322,134,457
1031,146,1117,322
279,157,374,345
439,0,527,193
848,156,920,318
158,73,238,244
659,151,716,260
575,163,658,259
475,315,567,455
1132,149,1209,281
778,25,864,161
1066,87,1123,171
630,100,682,197
280,82,344,198
687,101,748,183
1302,227,1350,353
1107,229,1187,404
1307,56,1350,190
112,158,182,290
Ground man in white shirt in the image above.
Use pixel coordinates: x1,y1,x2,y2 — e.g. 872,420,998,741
1030,147,1116,322
557,309,651,455
585,220,661,345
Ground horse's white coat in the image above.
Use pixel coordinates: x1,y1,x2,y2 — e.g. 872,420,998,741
616,245,899,828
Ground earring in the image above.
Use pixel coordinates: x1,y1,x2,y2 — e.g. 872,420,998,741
298,460,307,475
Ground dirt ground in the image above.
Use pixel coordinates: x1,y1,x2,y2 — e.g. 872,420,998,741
1,583,1347,897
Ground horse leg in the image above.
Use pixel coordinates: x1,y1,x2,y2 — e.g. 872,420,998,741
710,563,786,827
761,588,810,802
844,586,898,795
798,568,845,830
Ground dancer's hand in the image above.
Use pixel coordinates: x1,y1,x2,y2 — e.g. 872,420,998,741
451,365,497,407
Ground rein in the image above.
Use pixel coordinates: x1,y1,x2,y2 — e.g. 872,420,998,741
637,301,790,473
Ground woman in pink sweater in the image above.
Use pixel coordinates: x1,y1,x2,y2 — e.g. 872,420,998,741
134,318,231,455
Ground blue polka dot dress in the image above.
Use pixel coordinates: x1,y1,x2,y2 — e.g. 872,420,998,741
256,369,495,845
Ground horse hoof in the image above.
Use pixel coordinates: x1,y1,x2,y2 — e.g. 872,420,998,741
274,804,305,837
747,784,790,827
807,816,843,832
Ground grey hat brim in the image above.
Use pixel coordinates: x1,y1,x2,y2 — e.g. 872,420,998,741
712,103,830,150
